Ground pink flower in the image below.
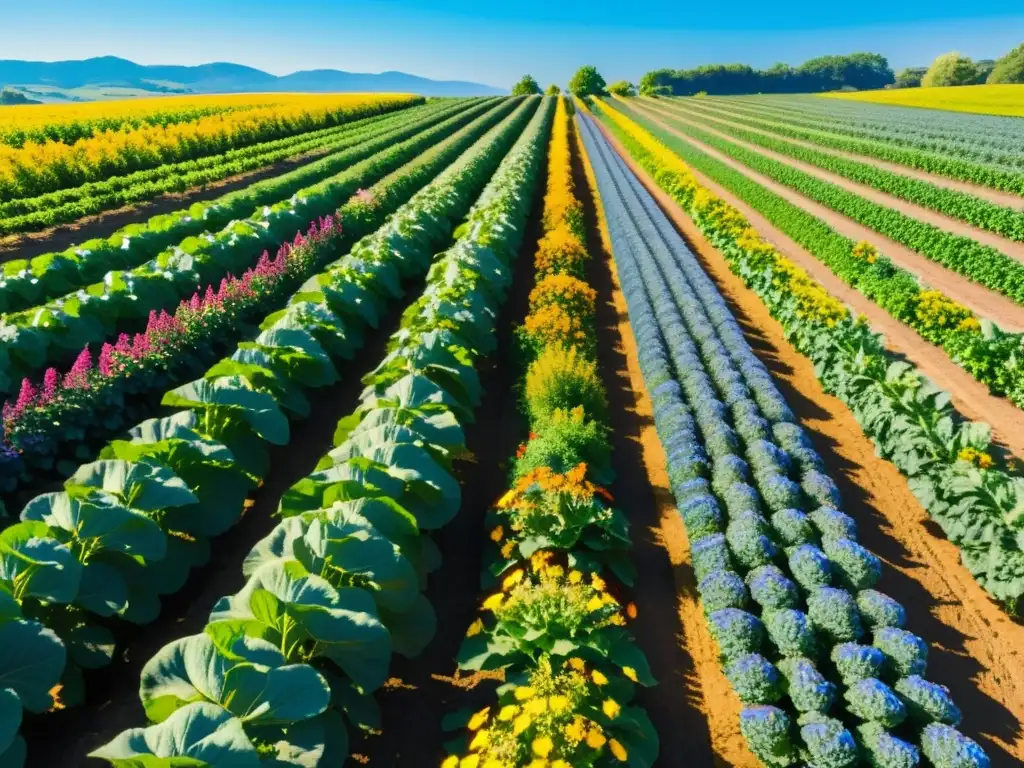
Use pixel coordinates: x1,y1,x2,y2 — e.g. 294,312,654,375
99,343,115,376
39,368,59,403
14,378,36,411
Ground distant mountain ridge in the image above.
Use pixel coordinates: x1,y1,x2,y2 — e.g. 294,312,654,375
0,56,505,97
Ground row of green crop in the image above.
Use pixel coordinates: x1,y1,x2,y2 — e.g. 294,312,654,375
0,102,454,236
629,101,1024,309
86,96,552,768
0,99,508,394
593,98,1024,608
0,96,544,768
655,99,1024,242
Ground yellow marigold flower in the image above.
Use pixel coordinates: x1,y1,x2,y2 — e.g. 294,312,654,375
483,761,506,768
500,540,516,559
609,738,628,761
623,666,638,682
568,657,586,671
490,525,504,542
527,761,547,768
564,717,586,741
513,713,532,735
548,695,570,712
532,736,554,757
586,596,604,612
603,698,621,719
460,756,480,768
514,686,536,701
568,570,583,584
468,707,490,731
497,490,516,508
442,756,460,768
586,728,607,749
502,569,524,591
591,574,607,591
600,592,616,606
592,670,608,686
466,618,484,637
482,593,504,612
979,453,994,469
545,565,564,580
469,729,490,750
498,704,518,721
525,698,548,716
551,762,571,768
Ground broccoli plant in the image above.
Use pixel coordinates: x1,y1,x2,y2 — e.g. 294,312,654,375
727,511,778,569
699,569,749,613
725,653,784,704
682,495,725,542
777,657,835,714
845,678,907,727
857,590,906,630
763,608,818,658
807,587,864,643
788,544,833,590
822,538,882,591
920,724,990,768
874,628,928,679
709,608,765,661
747,565,800,610
692,533,734,581
738,705,799,767
894,676,961,726
855,722,921,768
771,509,817,548
831,643,884,685
798,712,858,768
809,506,858,540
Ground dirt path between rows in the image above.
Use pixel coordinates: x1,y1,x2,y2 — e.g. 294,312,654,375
628,100,1024,334
574,118,754,767
652,98,1024,212
592,116,1024,766
642,99,1024,260
594,111,1024,461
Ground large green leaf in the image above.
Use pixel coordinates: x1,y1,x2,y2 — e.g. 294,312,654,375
277,462,405,520
340,406,465,453
379,593,437,659
360,443,461,530
65,623,117,670
75,560,130,617
88,701,260,767
0,523,82,604
0,687,22,759
67,460,197,513
163,377,289,445
0,619,66,712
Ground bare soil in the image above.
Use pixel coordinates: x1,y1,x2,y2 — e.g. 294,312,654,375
628,99,1024,334
651,97,1024,212
595,119,1024,765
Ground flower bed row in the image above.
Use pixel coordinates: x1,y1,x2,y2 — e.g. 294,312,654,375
442,97,658,768
591,98,1024,609
86,96,553,767
0,97,542,768
577,106,989,768
0,98,521,497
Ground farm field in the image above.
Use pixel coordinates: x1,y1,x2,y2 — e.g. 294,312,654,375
1,82,1023,768
823,84,1024,118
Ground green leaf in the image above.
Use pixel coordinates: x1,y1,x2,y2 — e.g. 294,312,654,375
65,623,117,670
0,687,23,758
0,524,82,604
163,377,289,445
67,460,198,513
75,561,130,617
0,619,66,712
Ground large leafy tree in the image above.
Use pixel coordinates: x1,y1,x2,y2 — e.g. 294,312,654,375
511,75,542,96
988,43,1024,84
545,84,561,95
608,81,636,96
569,66,607,97
893,67,927,89
922,52,979,87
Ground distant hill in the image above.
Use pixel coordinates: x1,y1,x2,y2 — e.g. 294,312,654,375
0,56,506,99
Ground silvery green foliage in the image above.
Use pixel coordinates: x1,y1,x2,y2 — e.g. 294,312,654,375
776,657,834,714
856,722,921,768
725,653,784,704
771,509,817,548
713,455,752,494
676,478,713,505
857,590,907,630
772,423,825,473
739,706,798,767
822,538,882,590
747,439,793,477
692,534,734,581
759,474,804,514
682,495,726,542
895,676,961,726
698,569,749,613
763,608,817,658
726,511,778,569
845,678,907,727
797,712,858,768
809,506,858,540
920,724,991,768
831,643,885,685
788,544,834,589
807,587,864,643
747,565,800,610
874,628,928,678
723,482,763,517
709,608,765,661
802,470,843,508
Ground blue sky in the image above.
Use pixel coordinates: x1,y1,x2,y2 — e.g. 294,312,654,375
1,1,1022,88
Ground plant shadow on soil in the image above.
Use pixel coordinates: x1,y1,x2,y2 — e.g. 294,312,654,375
20,255,442,767
602,127,1024,764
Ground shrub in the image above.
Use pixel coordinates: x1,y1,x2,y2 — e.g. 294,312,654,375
920,724,990,768
513,406,611,481
845,678,907,727
763,608,817,658
802,470,842,508
808,506,857,540
788,544,833,589
856,723,921,768
806,587,864,643
569,65,607,97
856,590,906,630
725,653,784,704
873,628,928,678
682,495,726,542
607,80,637,96
988,43,1024,84
776,657,835,714
738,706,798,767
797,713,858,768
528,273,596,318
709,608,765,661
520,304,591,354
510,74,542,95
675,477,713,505
894,675,961,726
545,84,562,95
692,533,734,581
822,537,881,590
831,643,884,685
535,226,588,278
722,482,763,517
747,439,792,477
712,454,751,494
770,509,816,547
747,565,800,610
727,511,778,569
758,473,803,513
699,569,748,612
922,52,979,87
524,345,606,423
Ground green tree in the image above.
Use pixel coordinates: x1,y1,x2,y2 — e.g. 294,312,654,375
893,67,927,88
569,66,607,97
511,75,542,96
545,84,561,95
922,52,979,87
988,43,1024,84
608,80,636,96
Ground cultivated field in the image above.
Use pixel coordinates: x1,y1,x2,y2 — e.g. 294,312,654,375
824,84,1024,117
0,87,1020,768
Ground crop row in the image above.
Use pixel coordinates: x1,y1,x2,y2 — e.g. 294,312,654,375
681,98,1024,169
0,96,544,767
578,105,990,768
626,101,1024,308
0,99,525,500
0,102,466,236
0,98,509,399
86,96,552,767
0,97,480,316
592,100,1024,606
443,97,657,767
0,94,423,202
654,99,1024,242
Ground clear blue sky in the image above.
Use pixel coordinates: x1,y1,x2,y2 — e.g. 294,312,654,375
1,1,1022,88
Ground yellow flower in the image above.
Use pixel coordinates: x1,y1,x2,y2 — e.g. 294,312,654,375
514,686,536,701
568,657,586,671
442,757,459,768
468,707,490,731
460,756,480,768
586,596,604,612
502,569,524,591
490,525,504,542
591,670,608,686
564,718,585,741
500,540,515,559
623,666,638,682
524,698,548,716
603,698,621,719
591,574,607,591
609,739,628,761
497,490,516,508
568,570,583,584
513,713,532,735
551,762,571,768
482,593,504,612
532,736,554,757
586,728,607,749
497,704,518,721
466,619,484,637
545,565,564,580
469,729,490,750
548,695,570,713
527,761,547,768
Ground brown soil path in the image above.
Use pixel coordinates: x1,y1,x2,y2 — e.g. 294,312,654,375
593,113,1024,463
592,116,1024,765
625,99,1024,335
655,97,1024,211
574,121,754,767
642,99,1024,259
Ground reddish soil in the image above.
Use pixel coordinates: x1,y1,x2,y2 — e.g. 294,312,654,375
643,99,1024,260
656,98,1024,212
595,118,1024,764
628,100,1024,335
